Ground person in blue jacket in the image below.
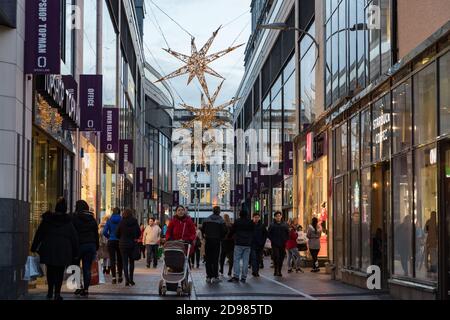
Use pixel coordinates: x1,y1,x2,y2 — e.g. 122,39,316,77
103,207,123,284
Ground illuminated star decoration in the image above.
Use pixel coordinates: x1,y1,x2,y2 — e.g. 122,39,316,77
155,26,244,99
180,81,238,130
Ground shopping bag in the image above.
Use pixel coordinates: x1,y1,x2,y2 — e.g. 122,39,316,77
24,256,43,281
132,243,141,261
90,259,99,286
98,260,106,284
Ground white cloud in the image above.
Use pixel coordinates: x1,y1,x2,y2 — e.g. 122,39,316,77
143,0,251,110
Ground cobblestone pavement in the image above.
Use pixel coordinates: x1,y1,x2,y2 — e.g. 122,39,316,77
26,257,391,300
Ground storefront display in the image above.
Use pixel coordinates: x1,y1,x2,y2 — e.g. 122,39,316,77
81,133,99,214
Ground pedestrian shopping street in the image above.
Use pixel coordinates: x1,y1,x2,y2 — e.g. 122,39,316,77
26,258,390,301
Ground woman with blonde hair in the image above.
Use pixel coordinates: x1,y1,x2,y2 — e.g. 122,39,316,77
219,214,234,276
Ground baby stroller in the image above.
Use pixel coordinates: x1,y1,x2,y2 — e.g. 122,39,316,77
158,240,192,296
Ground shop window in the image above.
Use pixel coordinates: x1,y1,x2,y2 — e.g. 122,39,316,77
392,80,412,154
350,115,360,170
361,108,371,165
372,93,391,162
413,63,437,145
393,153,413,277
350,171,361,269
414,144,438,281
439,51,450,136
361,167,371,270
335,123,348,175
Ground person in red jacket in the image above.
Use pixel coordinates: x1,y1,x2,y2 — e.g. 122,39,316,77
286,225,302,273
165,205,196,255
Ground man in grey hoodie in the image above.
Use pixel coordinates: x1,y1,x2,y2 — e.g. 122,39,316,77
201,206,227,283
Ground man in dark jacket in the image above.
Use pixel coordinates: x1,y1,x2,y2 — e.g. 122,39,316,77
228,210,254,283
72,200,99,296
116,209,141,286
201,206,227,283
250,213,268,277
31,197,79,300
103,207,123,284
268,211,289,277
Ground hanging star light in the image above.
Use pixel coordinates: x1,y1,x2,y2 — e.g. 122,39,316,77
177,169,190,198
217,169,230,199
180,81,238,130
155,26,244,99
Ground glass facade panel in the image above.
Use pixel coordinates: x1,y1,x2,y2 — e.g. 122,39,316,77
335,123,348,175
414,144,438,281
350,115,360,170
439,52,450,135
361,108,371,165
103,7,117,106
83,0,97,73
350,171,361,269
361,167,371,270
393,153,413,277
413,63,437,145
392,80,412,154
300,22,317,131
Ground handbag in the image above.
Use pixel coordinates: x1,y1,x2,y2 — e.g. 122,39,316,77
132,242,141,261
90,258,99,286
24,256,43,280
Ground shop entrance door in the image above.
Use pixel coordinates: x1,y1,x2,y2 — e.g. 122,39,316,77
439,141,450,299
372,162,390,289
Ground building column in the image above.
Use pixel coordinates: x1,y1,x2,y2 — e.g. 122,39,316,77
0,0,31,299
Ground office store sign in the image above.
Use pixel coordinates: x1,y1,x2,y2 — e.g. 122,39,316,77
25,0,61,74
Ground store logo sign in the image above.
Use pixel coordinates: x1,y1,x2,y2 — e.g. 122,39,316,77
367,265,381,290
80,75,103,132
373,113,390,144
100,108,119,153
367,5,381,30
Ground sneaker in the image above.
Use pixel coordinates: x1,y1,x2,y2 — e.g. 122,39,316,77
240,278,246,283
212,277,222,283
80,289,89,297
130,280,136,286
206,277,212,284
228,277,239,283
112,278,117,285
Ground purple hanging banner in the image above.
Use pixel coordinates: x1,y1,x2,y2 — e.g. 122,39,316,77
80,75,103,131
173,191,179,206
25,0,61,74
284,142,294,175
100,108,119,153
135,167,147,192
144,179,153,199
119,139,134,174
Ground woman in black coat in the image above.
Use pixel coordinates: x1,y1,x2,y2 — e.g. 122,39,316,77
72,200,99,297
31,198,79,300
116,209,140,286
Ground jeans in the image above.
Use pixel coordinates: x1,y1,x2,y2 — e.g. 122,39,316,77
272,246,286,275
120,247,135,283
250,247,263,273
233,245,251,280
146,244,158,267
205,239,221,278
191,245,201,267
46,265,65,298
107,240,123,279
287,248,301,270
79,243,97,290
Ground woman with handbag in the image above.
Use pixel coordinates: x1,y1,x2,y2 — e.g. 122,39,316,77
72,200,99,297
116,209,141,286
31,197,79,300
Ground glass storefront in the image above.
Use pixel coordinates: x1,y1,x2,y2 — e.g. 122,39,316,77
80,133,99,214
101,155,116,219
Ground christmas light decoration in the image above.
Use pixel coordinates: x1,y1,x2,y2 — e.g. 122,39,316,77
217,169,230,199
177,169,190,199
156,26,243,99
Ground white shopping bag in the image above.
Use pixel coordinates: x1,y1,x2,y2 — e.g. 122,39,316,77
24,256,43,281
98,260,106,284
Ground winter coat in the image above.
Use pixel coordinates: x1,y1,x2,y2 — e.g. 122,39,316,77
268,221,289,248
116,216,141,249
251,222,268,248
286,228,298,250
98,222,110,260
31,212,79,266
143,225,161,245
103,213,122,241
306,224,322,250
201,214,227,240
230,217,255,247
72,210,99,250
221,223,235,252
165,214,196,254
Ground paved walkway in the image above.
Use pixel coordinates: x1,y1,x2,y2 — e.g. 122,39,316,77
26,257,391,300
